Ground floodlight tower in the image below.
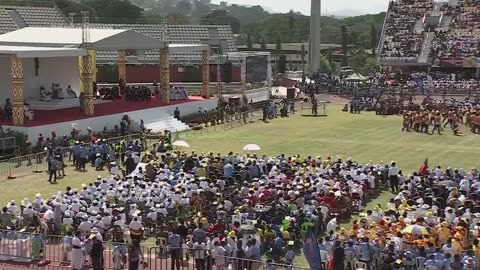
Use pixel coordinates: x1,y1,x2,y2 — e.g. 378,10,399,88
309,0,321,76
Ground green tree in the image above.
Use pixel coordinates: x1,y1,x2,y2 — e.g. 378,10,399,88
326,47,333,64
288,9,295,30
192,0,211,18
246,34,253,50
83,0,143,18
370,23,377,56
341,25,349,66
176,0,193,16
261,38,267,50
275,33,282,50
201,9,240,33
56,0,96,17
320,56,332,72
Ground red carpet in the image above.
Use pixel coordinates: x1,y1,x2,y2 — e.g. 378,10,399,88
1,96,205,127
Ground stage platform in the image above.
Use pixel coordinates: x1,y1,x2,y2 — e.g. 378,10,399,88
26,98,111,110
2,96,218,139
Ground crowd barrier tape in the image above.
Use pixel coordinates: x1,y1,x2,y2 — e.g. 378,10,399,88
1,133,142,180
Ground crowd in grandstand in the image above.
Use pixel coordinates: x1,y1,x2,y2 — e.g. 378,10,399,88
380,0,432,61
431,0,480,58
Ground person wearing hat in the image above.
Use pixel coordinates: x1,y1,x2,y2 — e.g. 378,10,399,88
437,221,451,246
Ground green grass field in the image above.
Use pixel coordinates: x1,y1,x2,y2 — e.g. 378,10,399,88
1,104,479,266
3,104,479,210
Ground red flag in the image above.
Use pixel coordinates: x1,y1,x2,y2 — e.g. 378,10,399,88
419,158,428,175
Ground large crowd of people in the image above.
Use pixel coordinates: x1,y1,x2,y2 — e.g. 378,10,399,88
430,0,480,59
380,0,432,61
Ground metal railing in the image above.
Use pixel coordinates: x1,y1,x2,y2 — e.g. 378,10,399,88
0,229,311,270
1,133,141,180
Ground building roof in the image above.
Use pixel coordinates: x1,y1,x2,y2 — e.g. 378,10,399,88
0,45,86,58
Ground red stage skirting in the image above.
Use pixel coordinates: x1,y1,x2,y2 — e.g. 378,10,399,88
1,96,204,127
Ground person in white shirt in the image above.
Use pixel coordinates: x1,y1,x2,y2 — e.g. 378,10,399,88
23,205,35,219
211,242,227,270
63,213,74,225
388,162,399,193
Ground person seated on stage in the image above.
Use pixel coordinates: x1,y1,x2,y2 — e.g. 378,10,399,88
180,86,188,99
51,83,64,99
40,86,52,102
141,87,151,101
4,98,12,120
66,85,77,99
171,86,180,100
125,86,133,101
153,80,159,97
23,102,34,120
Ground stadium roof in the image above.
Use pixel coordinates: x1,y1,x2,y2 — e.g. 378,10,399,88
0,45,86,58
0,27,208,51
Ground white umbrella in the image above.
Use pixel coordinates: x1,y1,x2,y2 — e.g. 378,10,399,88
243,144,261,151
172,140,190,148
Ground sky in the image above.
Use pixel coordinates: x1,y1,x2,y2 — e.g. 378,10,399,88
211,0,389,16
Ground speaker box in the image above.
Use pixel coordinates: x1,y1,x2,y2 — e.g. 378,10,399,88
287,87,295,99
223,62,233,83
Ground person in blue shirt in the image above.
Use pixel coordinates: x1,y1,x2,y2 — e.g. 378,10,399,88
168,229,183,270
223,162,234,177
358,237,374,270
273,235,284,261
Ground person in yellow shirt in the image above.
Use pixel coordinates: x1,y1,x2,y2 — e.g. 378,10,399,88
452,233,464,255
437,222,451,246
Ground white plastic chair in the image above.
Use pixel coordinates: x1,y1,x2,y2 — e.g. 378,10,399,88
319,250,329,270
416,257,426,270
356,261,367,270
345,251,356,270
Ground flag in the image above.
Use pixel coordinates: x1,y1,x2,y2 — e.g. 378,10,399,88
303,228,322,270
419,158,428,175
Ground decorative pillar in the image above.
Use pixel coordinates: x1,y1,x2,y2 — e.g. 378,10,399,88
82,50,94,116
201,49,210,98
240,56,247,95
118,49,127,83
10,55,24,126
160,48,170,104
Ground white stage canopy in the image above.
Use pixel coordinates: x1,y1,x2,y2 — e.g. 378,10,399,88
0,45,86,58
0,27,210,52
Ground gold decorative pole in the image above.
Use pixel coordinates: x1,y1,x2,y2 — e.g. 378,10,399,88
160,48,170,104
82,50,94,116
118,49,127,83
10,55,24,126
201,49,210,98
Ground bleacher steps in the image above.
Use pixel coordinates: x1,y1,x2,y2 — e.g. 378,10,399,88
5,9,26,28
418,32,435,63
414,18,425,34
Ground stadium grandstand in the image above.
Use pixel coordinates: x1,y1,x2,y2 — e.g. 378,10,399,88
377,0,479,73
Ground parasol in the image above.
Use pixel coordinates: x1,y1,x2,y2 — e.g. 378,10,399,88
243,144,261,151
172,140,190,148
438,180,457,188
401,224,429,236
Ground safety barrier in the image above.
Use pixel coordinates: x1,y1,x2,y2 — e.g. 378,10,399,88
0,230,45,263
37,239,309,270
1,133,142,180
